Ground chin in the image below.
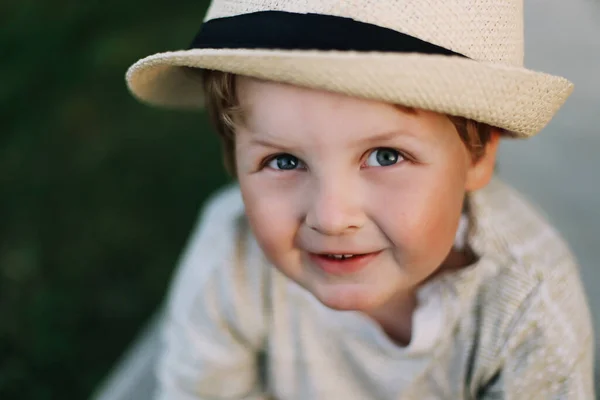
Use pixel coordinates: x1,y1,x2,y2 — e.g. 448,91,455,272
311,282,389,312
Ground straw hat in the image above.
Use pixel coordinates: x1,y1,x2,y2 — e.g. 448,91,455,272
126,0,573,137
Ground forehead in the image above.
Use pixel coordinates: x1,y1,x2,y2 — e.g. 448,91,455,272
235,77,452,145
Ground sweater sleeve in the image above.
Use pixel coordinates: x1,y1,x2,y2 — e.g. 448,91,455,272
478,281,595,400
155,186,270,400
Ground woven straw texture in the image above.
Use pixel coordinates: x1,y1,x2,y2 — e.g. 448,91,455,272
126,0,573,137
205,0,524,65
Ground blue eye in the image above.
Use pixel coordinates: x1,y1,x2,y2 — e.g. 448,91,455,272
365,148,404,167
267,154,305,170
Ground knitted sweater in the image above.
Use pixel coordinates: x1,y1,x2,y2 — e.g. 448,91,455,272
155,178,595,399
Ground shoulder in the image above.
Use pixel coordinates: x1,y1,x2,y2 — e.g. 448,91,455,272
164,184,271,348
170,183,247,289
198,183,246,232
470,178,586,303
470,256,595,396
471,179,589,318
464,179,594,377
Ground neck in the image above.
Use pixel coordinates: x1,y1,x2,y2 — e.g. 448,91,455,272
365,246,476,346
366,289,417,346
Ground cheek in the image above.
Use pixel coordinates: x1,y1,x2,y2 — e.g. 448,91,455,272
410,194,462,251
239,177,301,261
370,165,467,256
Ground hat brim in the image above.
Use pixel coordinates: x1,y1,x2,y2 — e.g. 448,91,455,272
126,48,573,137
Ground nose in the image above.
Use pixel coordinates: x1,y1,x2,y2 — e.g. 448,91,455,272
304,178,365,236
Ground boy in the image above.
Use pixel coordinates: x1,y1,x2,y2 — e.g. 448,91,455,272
126,0,595,398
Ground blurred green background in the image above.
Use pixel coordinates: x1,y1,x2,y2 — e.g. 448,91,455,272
2,1,228,399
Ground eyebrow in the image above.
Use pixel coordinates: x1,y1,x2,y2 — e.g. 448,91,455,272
246,133,297,151
354,128,426,149
246,129,420,150
359,130,407,145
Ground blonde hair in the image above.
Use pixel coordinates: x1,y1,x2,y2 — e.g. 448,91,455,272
201,69,496,176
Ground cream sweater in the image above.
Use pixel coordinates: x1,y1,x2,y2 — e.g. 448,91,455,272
155,179,595,399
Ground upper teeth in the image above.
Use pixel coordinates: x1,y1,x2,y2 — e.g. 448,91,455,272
326,254,355,260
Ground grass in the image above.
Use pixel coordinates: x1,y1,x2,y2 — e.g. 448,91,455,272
1,1,228,398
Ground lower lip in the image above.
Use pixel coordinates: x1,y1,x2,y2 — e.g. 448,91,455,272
309,251,382,275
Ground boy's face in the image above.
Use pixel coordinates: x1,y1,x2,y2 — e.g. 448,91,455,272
234,77,498,314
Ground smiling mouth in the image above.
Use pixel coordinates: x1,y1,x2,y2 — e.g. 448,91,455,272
322,254,363,260
309,251,382,275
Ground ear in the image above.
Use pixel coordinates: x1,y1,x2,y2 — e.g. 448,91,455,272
465,130,501,191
